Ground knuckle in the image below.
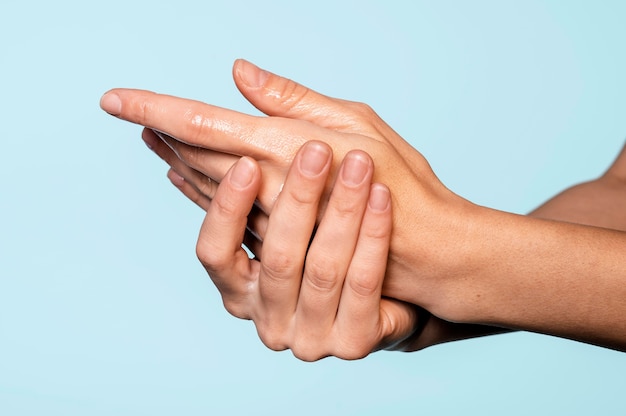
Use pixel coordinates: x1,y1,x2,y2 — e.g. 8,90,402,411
184,104,215,143
349,101,378,119
222,299,248,320
304,259,340,293
362,222,390,241
340,346,371,361
195,175,216,199
137,100,148,125
285,187,318,207
274,78,311,114
347,272,380,298
195,238,228,272
257,328,288,352
261,250,297,281
291,343,325,362
211,190,240,218
336,337,373,360
133,98,155,127
330,197,362,220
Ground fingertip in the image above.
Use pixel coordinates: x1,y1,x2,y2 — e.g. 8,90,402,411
141,128,158,150
233,58,270,89
229,156,259,189
100,91,122,115
297,141,332,177
167,168,185,188
340,150,372,187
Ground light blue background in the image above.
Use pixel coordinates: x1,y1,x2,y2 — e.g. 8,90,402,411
1,1,625,414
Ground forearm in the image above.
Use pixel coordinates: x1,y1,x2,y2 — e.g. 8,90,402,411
452,209,626,350
401,171,626,351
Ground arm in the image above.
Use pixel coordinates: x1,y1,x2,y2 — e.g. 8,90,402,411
408,150,626,350
162,140,626,351
530,143,626,231
101,60,626,351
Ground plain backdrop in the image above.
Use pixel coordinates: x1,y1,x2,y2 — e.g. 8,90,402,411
1,1,625,414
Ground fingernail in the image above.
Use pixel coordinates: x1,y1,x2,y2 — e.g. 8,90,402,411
299,142,330,177
230,157,256,188
369,184,390,212
340,152,370,186
100,92,122,115
236,59,269,88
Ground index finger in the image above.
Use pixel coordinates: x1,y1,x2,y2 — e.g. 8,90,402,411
100,88,270,159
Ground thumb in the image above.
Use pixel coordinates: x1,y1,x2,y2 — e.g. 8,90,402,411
232,59,354,127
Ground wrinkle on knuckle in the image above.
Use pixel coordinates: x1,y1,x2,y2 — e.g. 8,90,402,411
195,236,240,275
195,239,224,270
212,192,240,218
274,79,311,114
347,272,379,298
195,176,215,199
363,224,390,241
184,105,215,144
136,99,152,126
331,198,362,221
285,186,319,207
305,260,340,293
261,251,297,283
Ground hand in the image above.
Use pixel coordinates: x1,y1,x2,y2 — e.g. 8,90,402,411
100,59,480,322
197,141,420,360
101,61,626,350
152,132,511,353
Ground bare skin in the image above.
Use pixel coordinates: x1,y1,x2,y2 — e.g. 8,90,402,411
163,139,626,353
192,142,422,360
101,60,626,352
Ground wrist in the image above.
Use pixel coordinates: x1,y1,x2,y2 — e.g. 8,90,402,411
383,193,490,321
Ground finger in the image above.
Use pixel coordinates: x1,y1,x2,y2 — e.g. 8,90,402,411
295,150,374,341
153,129,240,185
255,141,332,328
196,157,261,318
166,169,264,261
156,128,302,213
232,59,378,135
334,183,393,359
143,128,220,199
167,158,270,244
232,59,434,171
101,88,292,159
375,299,422,352
167,168,211,211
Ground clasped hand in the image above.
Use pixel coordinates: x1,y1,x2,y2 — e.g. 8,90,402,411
101,59,626,355
100,59,481,324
